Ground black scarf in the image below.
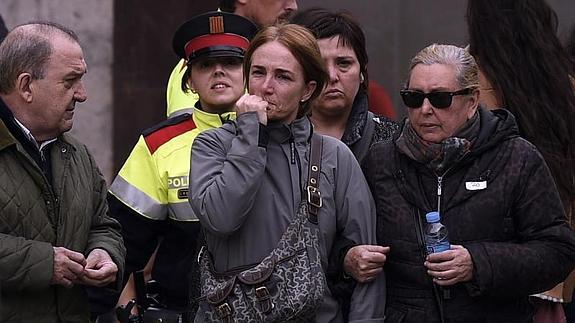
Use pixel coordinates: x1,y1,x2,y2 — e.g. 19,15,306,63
396,112,480,175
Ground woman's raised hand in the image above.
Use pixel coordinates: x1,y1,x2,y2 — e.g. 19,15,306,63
236,94,269,125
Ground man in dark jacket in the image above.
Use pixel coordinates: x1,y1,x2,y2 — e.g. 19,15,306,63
0,21,125,322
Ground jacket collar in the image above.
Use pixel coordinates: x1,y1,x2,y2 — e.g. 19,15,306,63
0,118,17,151
341,89,369,147
0,98,28,152
266,117,313,144
470,107,519,156
192,104,236,130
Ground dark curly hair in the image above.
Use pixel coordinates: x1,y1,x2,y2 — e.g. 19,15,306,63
467,0,575,221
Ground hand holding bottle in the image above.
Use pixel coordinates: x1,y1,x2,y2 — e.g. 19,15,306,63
424,245,474,286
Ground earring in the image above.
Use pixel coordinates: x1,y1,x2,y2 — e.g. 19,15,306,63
300,98,306,103
360,73,365,83
190,88,197,94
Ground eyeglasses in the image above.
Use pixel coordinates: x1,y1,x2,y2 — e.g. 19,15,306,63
400,88,473,109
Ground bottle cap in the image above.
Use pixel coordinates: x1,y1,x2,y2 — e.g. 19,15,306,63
425,211,440,223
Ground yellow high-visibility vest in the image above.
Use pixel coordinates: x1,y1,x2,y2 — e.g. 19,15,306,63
109,107,235,221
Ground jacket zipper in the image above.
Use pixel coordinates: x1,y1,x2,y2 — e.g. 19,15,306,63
290,140,296,165
436,175,443,214
432,167,459,323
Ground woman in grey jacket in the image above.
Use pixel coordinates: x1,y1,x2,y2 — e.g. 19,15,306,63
189,24,386,322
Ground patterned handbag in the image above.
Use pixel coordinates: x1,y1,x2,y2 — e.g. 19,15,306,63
198,134,327,322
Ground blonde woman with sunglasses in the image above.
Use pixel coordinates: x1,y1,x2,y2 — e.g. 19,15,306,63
362,43,575,322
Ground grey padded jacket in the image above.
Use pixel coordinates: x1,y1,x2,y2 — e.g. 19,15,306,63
190,112,385,322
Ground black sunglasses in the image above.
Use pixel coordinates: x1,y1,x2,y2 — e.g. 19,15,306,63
400,88,473,109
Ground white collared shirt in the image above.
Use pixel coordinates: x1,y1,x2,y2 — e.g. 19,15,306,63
12,117,57,158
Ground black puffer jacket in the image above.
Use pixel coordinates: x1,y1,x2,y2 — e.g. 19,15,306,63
341,89,398,163
363,108,575,322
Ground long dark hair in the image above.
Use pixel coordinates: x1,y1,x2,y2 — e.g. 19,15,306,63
467,0,575,218
567,24,575,68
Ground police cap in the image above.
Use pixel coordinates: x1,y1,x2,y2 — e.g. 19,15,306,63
173,11,258,63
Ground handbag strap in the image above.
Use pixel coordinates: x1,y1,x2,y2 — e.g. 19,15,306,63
306,133,323,224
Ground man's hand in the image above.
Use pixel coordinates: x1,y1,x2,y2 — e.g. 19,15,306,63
80,248,118,287
344,245,390,283
235,94,269,125
51,247,87,288
424,245,474,286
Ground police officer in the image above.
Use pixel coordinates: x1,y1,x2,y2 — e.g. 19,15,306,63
109,11,257,321
166,0,298,118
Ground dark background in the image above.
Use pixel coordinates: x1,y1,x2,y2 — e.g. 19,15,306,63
112,0,575,174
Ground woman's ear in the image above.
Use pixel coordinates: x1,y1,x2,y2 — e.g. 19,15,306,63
467,89,480,119
16,73,33,103
301,81,317,102
188,78,197,94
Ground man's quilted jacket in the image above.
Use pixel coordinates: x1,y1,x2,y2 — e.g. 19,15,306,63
0,104,125,322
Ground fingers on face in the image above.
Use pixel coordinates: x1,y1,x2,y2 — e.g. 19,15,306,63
236,95,268,112
247,96,268,110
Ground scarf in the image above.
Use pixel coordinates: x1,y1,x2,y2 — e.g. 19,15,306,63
396,112,480,174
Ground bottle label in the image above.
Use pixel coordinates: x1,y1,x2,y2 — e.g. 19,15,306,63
426,241,450,254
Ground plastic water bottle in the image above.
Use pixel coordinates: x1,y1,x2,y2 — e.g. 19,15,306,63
424,211,450,254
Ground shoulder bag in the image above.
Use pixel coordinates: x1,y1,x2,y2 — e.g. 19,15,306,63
198,133,327,322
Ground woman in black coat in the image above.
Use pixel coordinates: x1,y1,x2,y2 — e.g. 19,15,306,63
363,43,575,322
